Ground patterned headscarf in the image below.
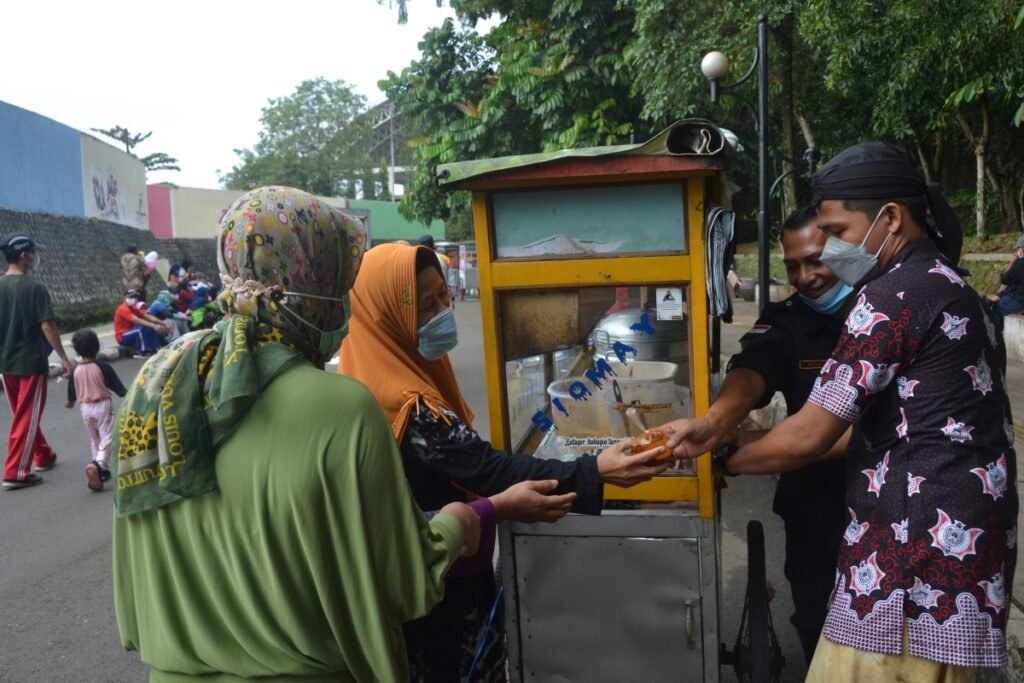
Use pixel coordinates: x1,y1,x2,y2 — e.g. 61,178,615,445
217,186,367,362
113,186,367,516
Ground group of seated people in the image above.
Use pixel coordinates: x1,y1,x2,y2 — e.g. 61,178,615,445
113,261,222,356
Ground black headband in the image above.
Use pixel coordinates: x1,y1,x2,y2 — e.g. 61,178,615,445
811,142,926,203
812,142,962,265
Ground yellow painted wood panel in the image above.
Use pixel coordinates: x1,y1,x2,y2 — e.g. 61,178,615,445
603,476,699,502
489,257,690,289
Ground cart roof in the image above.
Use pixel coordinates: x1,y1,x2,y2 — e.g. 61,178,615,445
436,119,731,190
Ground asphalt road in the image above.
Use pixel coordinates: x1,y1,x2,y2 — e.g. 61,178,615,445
0,301,799,682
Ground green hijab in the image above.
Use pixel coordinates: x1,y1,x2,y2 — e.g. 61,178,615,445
113,186,367,517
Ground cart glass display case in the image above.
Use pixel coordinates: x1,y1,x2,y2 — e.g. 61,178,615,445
491,183,687,258
500,284,696,477
438,121,729,682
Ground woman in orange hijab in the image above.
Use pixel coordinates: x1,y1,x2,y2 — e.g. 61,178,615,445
341,243,668,682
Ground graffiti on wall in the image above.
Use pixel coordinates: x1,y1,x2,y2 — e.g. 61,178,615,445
80,134,148,229
88,166,147,226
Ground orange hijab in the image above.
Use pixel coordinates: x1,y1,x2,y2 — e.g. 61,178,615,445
340,243,473,444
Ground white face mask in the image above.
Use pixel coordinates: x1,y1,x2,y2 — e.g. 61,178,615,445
819,207,893,287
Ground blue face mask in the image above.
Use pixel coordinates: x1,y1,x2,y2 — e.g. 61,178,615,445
798,280,854,315
418,307,458,360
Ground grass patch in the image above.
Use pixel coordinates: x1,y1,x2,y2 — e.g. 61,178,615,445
733,241,1012,297
54,302,120,335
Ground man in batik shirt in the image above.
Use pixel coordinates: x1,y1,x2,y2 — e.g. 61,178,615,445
665,142,1017,681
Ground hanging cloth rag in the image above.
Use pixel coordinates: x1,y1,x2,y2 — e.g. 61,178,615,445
705,206,736,323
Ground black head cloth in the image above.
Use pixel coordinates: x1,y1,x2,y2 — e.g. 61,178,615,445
811,141,962,265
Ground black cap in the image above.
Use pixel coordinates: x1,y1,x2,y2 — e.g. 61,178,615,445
125,289,142,299
418,234,435,248
0,233,45,254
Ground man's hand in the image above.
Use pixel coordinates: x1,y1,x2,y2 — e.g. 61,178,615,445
489,480,577,523
596,439,670,488
439,501,481,558
661,416,724,459
60,356,73,379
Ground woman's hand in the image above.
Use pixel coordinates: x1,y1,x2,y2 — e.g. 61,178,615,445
489,480,577,524
439,501,481,557
596,439,670,488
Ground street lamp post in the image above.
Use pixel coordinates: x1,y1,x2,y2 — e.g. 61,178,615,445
701,15,771,314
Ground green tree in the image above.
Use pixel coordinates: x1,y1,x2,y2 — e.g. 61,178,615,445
344,172,359,199
361,157,377,200
802,0,1024,236
219,78,371,196
378,156,393,201
376,0,443,24
624,0,873,218
91,126,181,172
383,1,644,225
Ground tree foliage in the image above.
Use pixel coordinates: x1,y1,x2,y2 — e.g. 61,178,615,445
219,78,371,197
382,0,646,227
350,1,1024,237
377,0,443,24
801,0,1024,233
91,126,181,172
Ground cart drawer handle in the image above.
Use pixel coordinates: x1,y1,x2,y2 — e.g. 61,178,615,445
685,599,696,650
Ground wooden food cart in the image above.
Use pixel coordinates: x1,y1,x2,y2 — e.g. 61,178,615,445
437,120,777,682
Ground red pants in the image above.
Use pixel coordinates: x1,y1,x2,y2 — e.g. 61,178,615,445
2,374,55,481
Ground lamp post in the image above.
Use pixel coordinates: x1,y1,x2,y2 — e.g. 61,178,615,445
702,15,770,314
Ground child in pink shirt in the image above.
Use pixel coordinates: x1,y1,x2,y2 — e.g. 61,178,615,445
65,329,127,491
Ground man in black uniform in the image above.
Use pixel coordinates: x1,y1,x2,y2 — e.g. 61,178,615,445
662,205,851,663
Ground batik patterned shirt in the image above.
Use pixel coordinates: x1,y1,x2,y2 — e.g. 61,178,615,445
807,240,1018,668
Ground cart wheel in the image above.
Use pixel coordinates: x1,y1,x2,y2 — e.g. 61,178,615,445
747,521,770,682
723,520,785,682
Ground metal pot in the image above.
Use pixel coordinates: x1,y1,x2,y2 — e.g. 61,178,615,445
592,308,689,385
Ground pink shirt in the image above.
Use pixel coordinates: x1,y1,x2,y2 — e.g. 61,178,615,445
73,362,112,403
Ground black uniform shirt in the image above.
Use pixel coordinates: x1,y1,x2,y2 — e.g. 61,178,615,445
726,293,847,519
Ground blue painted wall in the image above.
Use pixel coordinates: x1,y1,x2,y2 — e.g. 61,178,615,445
0,102,85,217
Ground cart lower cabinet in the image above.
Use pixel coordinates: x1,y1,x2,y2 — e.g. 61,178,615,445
500,511,719,682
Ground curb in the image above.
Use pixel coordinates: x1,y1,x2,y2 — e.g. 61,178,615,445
47,344,127,378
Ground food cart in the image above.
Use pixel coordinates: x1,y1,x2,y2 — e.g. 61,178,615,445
438,121,780,682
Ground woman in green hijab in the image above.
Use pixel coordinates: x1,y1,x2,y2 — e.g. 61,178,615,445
112,186,483,682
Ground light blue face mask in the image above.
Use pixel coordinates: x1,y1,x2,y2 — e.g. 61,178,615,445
799,280,854,315
819,207,893,287
418,306,458,360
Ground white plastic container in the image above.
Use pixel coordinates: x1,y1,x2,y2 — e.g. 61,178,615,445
602,382,691,438
605,360,678,384
547,379,612,436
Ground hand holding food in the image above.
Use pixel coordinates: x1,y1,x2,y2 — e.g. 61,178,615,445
630,429,673,463
596,438,670,487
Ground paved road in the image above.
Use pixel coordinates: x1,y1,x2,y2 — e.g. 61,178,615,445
0,300,811,681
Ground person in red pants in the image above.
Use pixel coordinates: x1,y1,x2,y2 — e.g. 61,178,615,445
0,233,72,490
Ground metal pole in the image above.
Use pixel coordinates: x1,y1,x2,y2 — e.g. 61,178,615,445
388,104,397,202
757,14,770,314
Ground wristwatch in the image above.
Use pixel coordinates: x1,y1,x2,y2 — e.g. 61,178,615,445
711,442,740,477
